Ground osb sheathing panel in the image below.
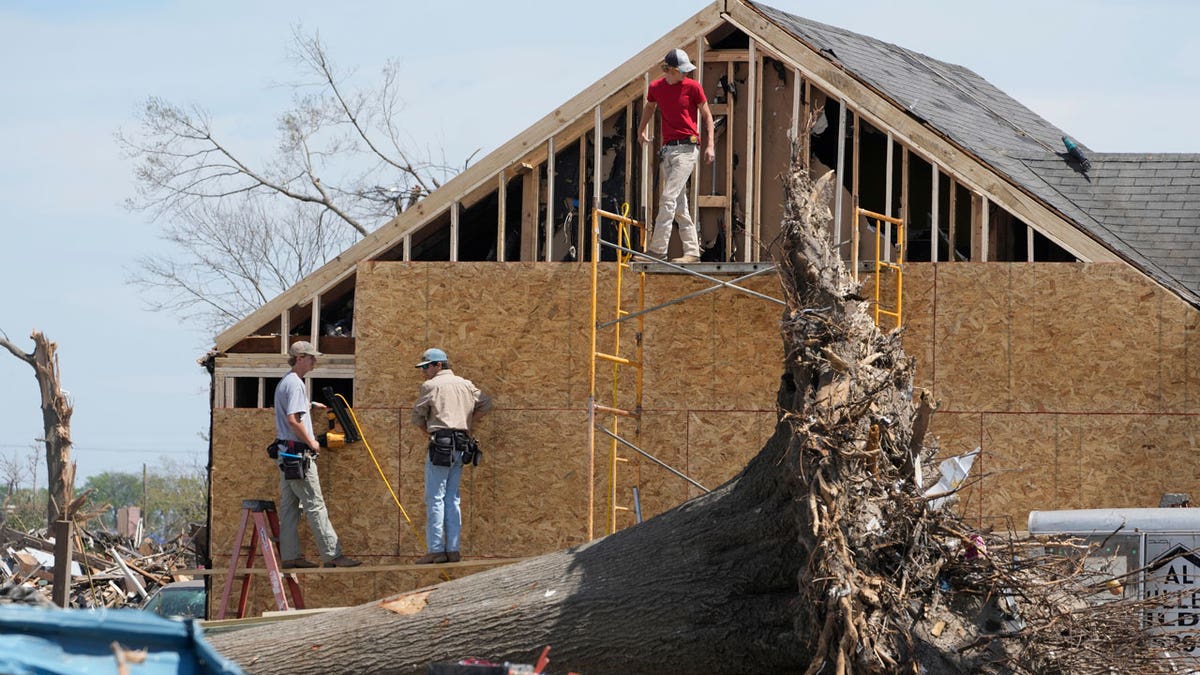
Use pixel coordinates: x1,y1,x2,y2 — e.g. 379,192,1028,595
205,410,289,617
426,264,580,409
209,410,279,564
1187,300,1200,414
979,413,1058,530
929,264,1012,412
929,263,1193,415
640,276,722,410
396,416,430,555
953,411,1200,529
1057,414,1200,511
592,410,779,530
1154,291,1199,415
317,408,401,559
897,265,936,394
686,410,777,499
465,409,590,558
354,261,431,410
711,279,786,410
639,273,784,411
1010,264,1162,413
207,408,277,618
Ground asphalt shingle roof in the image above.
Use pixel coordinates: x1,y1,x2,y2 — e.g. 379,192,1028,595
1019,154,1200,294
752,2,1200,306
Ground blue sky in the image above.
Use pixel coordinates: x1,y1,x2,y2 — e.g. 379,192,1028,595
1,0,1198,483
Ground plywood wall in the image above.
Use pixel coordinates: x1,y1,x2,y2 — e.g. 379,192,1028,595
210,260,1200,613
898,263,1200,530
210,262,787,612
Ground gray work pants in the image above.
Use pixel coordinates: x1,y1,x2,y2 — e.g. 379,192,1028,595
277,460,342,562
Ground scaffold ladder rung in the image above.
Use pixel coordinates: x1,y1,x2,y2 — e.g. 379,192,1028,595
595,352,635,366
594,404,639,418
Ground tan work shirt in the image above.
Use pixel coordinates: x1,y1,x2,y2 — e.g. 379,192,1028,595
411,369,492,431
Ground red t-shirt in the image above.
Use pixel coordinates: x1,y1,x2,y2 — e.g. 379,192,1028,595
647,77,707,143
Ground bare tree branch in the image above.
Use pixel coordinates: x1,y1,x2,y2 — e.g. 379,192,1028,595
118,28,471,333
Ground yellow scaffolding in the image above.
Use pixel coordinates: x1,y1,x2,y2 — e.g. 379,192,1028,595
587,206,646,538
587,208,784,539
853,208,905,330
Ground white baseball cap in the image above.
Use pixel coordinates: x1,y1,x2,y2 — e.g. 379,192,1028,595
663,48,696,73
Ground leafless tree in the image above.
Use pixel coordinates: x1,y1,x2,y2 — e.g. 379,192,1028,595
0,450,27,528
0,330,75,531
0,451,26,498
118,28,474,333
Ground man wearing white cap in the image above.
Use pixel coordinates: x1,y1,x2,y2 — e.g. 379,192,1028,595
272,341,361,568
411,348,493,564
638,48,716,263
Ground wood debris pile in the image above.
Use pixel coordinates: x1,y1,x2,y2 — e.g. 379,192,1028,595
0,522,205,612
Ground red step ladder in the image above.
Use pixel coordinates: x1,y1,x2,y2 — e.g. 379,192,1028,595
216,499,305,619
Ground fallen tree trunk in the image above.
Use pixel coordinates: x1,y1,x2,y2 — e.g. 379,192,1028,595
210,153,1173,674
214,421,808,673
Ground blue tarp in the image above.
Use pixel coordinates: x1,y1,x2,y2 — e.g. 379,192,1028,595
0,605,244,675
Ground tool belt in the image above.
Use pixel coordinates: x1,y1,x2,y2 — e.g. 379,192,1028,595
428,429,481,468
268,439,314,480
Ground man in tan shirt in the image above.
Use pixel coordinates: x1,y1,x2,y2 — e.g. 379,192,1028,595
411,348,492,564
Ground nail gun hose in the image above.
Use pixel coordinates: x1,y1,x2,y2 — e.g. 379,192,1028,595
335,393,426,552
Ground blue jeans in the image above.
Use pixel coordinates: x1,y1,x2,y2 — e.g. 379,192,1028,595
424,457,463,553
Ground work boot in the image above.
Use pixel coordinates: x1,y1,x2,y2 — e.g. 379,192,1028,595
415,552,448,565
445,551,462,563
324,555,362,568
281,558,319,569
643,251,667,261
670,254,700,263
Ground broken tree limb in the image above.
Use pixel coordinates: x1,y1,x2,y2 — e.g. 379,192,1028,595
0,329,75,530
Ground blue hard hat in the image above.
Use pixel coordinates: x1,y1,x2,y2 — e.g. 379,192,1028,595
415,348,448,368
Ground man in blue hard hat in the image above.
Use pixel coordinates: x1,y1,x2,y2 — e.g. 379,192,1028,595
411,348,493,564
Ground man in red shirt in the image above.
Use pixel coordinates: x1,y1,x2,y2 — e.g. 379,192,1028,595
638,48,716,263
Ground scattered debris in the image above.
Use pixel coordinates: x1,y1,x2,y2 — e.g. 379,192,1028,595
0,522,205,612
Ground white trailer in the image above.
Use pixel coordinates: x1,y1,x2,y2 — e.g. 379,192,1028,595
1029,508,1200,662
